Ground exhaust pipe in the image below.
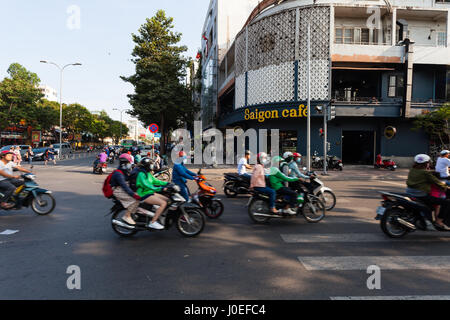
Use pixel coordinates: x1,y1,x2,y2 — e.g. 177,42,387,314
112,219,136,230
396,218,417,231
253,213,282,219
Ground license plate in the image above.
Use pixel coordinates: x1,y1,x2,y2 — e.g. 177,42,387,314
376,207,386,216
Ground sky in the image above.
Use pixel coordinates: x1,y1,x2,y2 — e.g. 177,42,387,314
0,0,210,125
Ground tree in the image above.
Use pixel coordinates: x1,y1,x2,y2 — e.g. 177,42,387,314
62,103,94,135
32,99,59,131
121,10,199,154
413,103,450,146
0,63,43,130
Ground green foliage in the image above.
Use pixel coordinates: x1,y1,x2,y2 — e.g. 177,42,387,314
121,10,199,153
413,103,450,145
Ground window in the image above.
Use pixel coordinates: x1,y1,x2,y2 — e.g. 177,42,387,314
438,32,447,47
361,29,370,44
335,28,343,44
388,75,404,98
344,29,354,44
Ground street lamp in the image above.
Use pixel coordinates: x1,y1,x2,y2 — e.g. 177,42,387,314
113,108,131,145
40,60,82,159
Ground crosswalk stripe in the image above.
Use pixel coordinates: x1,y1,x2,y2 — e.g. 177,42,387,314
282,233,450,243
331,296,450,300
298,256,450,271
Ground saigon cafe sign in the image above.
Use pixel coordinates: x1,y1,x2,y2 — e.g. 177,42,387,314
244,105,308,123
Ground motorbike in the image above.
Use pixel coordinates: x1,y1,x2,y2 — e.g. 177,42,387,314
153,166,171,182
247,186,326,224
327,156,344,171
0,174,55,215
93,161,108,175
311,151,324,170
192,169,224,219
375,155,397,171
376,191,450,238
223,173,251,198
110,184,205,238
108,154,115,164
298,170,337,211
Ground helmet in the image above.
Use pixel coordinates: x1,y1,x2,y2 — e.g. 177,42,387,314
272,156,284,165
293,153,301,159
283,152,293,159
257,152,268,164
441,150,450,156
140,157,154,172
414,154,431,164
119,153,133,164
179,151,187,158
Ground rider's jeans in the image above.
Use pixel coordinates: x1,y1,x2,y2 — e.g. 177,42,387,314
254,187,276,209
0,179,24,202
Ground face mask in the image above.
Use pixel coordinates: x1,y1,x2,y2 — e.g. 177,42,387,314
126,163,133,170
296,159,302,164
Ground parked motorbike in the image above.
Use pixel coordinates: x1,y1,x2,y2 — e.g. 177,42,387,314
0,174,55,215
93,161,108,175
376,191,449,238
110,184,205,238
223,173,251,198
247,187,326,224
311,151,324,170
327,156,344,171
375,155,397,171
192,169,224,219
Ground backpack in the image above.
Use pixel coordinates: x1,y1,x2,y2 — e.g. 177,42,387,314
102,170,123,199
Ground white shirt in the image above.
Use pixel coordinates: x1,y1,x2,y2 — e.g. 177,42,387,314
0,161,17,181
436,157,450,178
238,158,248,176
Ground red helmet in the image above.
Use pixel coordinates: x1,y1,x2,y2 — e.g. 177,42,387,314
293,153,302,160
179,151,187,158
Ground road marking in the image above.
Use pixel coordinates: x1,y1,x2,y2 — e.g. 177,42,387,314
282,233,450,243
331,296,450,300
0,230,19,235
379,181,406,187
298,256,450,271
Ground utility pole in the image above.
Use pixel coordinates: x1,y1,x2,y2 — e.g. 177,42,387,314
307,21,311,172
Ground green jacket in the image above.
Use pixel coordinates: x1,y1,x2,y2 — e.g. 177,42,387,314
407,168,447,195
136,171,168,197
269,167,298,191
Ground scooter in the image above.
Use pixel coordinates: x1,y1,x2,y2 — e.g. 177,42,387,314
298,170,337,211
0,174,55,215
192,169,224,219
93,161,108,175
376,191,449,238
375,155,397,171
223,173,251,198
327,156,344,171
110,184,205,238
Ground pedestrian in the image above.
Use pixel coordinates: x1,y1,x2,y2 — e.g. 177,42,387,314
14,146,22,166
26,146,34,169
44,145,56,166
435,150,450,180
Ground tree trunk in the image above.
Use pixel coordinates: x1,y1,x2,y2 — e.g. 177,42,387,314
160,114,166,155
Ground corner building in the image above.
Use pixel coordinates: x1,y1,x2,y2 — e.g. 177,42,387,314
214,0,450,166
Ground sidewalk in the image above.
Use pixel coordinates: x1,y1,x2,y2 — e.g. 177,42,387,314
185,164,409,182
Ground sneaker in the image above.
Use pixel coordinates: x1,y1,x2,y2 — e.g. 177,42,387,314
287,208,298,215
148,221,164,230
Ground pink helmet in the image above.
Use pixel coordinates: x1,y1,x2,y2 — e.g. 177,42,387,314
119,153,133,163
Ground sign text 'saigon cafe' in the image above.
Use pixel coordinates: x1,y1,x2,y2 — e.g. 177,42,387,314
244,105,308,123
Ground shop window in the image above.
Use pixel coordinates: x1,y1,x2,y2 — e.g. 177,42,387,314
280,131,298,154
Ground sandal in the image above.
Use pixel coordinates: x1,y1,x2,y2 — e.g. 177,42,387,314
434,222,450,231
122,216,136,226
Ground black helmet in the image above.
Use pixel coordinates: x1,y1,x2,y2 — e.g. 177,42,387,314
140,157,155,172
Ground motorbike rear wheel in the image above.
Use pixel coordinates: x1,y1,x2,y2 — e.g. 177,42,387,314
380,208,409,238
176,208,205,237
248,199,271,224
111,210,138,237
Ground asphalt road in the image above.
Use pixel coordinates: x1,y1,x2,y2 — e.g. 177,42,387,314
1,157,450,300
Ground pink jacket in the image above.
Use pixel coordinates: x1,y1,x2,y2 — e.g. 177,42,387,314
251,164,266,189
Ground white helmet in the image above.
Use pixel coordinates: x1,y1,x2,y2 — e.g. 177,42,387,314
414,154,431,164
441,150,450,156
283,152,293,160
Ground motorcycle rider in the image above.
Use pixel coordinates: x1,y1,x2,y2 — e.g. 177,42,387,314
250,152,279,215
435,150,450,180
287,153,315,194
269,156,300,215
0,151,32,209
406,154,450,230
238,150,253,179
94,149,108,169
130,158,169,230
172,151,198,202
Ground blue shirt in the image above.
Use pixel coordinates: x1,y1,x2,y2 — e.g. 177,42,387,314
172,163,196,185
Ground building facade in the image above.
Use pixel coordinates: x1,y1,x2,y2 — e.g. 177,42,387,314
210,0,450,166
39,85,58,102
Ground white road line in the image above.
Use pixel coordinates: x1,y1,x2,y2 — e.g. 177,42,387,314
282,233,450,243
298,256,450,271
331,296,450,300
379,181,406,187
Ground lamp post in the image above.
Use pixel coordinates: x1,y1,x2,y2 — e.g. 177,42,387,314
40,61,81,159
113,108,131,145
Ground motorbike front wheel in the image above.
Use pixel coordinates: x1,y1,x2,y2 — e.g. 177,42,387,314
204,199,224,219
318,190,337,211
302,196,326,223
31,193,56,215
176,208,205,237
